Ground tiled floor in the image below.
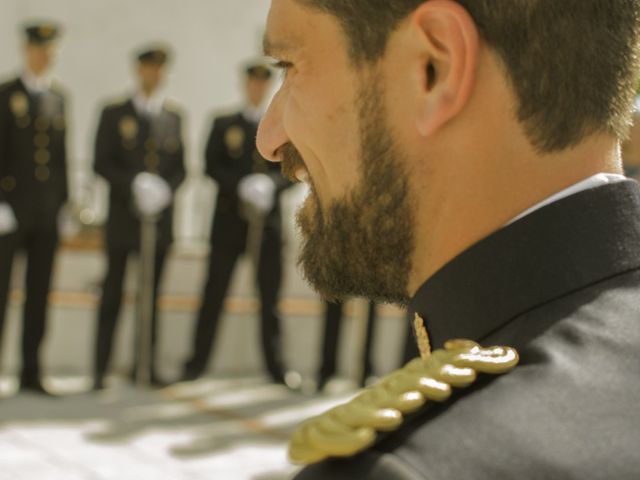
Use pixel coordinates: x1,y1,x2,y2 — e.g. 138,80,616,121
0,376,356,480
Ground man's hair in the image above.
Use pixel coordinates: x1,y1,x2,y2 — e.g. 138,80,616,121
298,0,640,152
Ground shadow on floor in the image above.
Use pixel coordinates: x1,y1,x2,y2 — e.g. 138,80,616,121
0,374,353,468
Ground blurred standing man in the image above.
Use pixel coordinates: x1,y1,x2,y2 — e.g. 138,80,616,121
257,0,640,478
181,63,292,384
0,23,68,395
93,47,185,390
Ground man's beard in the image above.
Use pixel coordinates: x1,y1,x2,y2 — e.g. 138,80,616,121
282,80,415,305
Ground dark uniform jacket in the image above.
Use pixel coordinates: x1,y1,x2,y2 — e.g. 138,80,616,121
206,112,291,250
94,98,185,250
296,180,640,479
0,78,68,227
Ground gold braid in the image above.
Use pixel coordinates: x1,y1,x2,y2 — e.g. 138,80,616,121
288,316,519,465
414,313,432,360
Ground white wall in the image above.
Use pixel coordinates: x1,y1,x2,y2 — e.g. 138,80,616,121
0,0,275,242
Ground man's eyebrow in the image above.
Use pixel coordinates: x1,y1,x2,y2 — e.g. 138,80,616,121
263,34,295,56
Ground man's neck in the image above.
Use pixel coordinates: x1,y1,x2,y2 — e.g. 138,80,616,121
407,135,622,296
133,88,164,116
139,87,156,99
243,102,264,123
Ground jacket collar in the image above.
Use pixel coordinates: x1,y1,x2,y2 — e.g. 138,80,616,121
409,180,640,348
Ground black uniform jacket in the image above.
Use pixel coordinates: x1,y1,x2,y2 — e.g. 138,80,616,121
296,180,640,479
206,112,291,250
94,98,185,250
0,77,68,227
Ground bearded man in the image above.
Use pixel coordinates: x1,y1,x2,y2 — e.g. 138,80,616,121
256,0,640,478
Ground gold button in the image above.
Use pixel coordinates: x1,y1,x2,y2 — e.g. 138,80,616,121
165,138,179,153
34,133,50,149
35,166,50,182
53,115,65,131
35,116,50,131
145,138,157,151
144,152,160,170
35,149,50,165
0,176,16,192
17,116,31,129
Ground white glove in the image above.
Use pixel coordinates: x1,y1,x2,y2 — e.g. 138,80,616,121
238,173,276,213
0,202,18,235
57,204,81,238
132,172,172,217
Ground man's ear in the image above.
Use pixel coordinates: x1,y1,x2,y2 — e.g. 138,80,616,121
412,0,479,136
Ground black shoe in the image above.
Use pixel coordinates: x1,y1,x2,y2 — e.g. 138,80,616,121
150,375,169,388
129,370,168,389
316,374,331,393
359,365,375,388
269,370,286,385
92,377,105,391
359,375,379,388
20,380,55,397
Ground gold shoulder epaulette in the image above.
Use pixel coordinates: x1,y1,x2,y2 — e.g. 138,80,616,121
289,331,519,465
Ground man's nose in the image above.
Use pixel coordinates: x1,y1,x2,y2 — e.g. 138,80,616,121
257,89,288,162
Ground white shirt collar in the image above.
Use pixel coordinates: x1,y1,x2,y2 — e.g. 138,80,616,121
133,90,165,117
21,68,52,94
508,173,627,225
242,104,264,123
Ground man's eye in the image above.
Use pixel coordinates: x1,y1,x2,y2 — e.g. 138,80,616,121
272,60,292,70
272,60,293,77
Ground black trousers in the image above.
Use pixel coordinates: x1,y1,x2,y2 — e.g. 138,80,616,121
319,300,377,384
184,231,284,380
0,223,58,383
94,246,167,381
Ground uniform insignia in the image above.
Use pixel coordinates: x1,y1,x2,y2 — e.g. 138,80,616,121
35,116,50,132
225,126,245,152
39,25,55,39
53,114,65,131
35,165,50,182
288,314,519,465
164,137,180,154
10,92,29,117
144,152,160,172
144,138,157,151
0,176,16,192
35,133,50,149
35,149,50,165
119,116,139,140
